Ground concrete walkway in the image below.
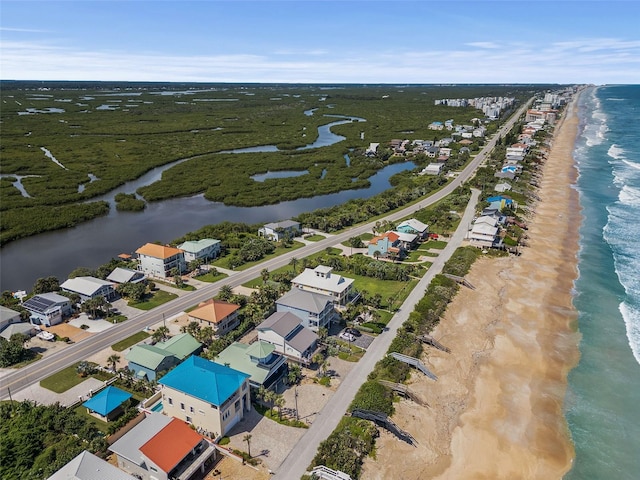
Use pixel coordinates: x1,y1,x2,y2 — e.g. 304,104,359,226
272,188,480,479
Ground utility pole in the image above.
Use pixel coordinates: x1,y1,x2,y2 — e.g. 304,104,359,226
294,387,299,421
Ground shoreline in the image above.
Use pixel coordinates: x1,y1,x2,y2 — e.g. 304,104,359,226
361,93,583,478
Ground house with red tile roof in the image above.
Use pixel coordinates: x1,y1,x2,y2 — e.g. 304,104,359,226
188,299,241,338
109,412,215,480
135,243,186,279
367,231,403,259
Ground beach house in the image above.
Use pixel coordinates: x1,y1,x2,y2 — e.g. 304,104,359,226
177,238,221,263
214,340,288,390
126,333,202,381
275,288,337,330
187,299,240,338
257,311,319,364
60,276,116,303
397,218,430,240
109,412,215,480
23,292,72,327
258,220,301,241
135,243,186,279
368,231,403,259
291,265,355,306
47,450,137,480
159,356,251,439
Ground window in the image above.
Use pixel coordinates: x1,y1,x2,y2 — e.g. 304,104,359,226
235,400,240,412
190,406,194,413
242,383,247,391
180,402,185,410
168,398,173,405
186,416,192,423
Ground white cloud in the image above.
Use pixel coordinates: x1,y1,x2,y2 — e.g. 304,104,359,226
1,36,638,84
466,42,500,49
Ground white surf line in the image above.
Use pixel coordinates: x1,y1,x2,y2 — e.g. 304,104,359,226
40,147,68,170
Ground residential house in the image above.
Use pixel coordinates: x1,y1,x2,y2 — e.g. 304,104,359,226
468,216,501,248
0,305,21,333
291,265,355,306
177,238,221,263
159,356,251,439
135,243,186,279
188,299,240,338
60,276,116,303
396,218,429,240
420,163,444,175
126,333,202,381
391,230,419,250
23,292,72,327
107,267,146,285
486,195,517,211
0,322,35,341
425,146,440,158
438,137,453,147
258,220,301,241
257,311,318,363
368,231,403,259
428,121,444,130
214,340,287,390
109,412,215,480
494,182,512,193
82,386,132,422
365,142,380,156
275,288,336,330
439,147,452,157
48,450,137,480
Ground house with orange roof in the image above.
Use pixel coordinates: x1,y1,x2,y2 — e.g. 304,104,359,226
188,299,240,337
109,412,215,480
135,243,186,279
367,231,403,259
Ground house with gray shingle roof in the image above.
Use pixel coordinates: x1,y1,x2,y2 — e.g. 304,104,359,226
47,450,136,480
257,311,318,364
276,288,337,330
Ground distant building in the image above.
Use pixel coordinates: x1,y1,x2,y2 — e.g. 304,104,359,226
258,220,301,241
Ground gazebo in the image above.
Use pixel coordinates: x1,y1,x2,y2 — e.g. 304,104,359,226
82,385,132,422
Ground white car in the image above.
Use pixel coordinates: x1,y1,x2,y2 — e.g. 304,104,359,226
339,332,356,342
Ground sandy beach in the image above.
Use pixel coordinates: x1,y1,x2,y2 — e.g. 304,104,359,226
361,95,583,479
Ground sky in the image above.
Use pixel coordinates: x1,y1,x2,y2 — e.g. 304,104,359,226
1,0,639,84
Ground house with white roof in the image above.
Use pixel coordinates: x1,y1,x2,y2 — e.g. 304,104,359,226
177,238,221,263
258,220,301,241
136,243,186,279
420,163,444,175
60,276,116,303
257,311,319,364
291,265,355,306
468,216,501,247
109,411,215,480
276,288,337,330
107,267,146,285
23,292,72,327
47,450,136,480
396,218,429,240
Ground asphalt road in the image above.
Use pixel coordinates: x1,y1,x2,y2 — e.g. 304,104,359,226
272,187,481,479
0,99,530,404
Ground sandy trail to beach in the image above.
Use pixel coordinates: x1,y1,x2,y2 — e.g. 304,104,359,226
361,97,582,479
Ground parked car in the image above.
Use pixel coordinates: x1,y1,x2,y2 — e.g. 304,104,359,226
345,328,361,337
339,332,356,342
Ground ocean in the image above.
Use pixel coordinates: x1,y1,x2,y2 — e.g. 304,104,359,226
565,85,640,479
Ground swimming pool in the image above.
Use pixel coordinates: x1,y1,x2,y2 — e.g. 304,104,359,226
150,402,163,412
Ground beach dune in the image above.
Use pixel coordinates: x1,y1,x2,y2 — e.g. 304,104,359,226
361,94,582,479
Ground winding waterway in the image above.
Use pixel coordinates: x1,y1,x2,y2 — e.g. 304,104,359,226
1,116,415,292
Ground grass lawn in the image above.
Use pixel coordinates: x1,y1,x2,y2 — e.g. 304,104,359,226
424,240,448,249
211,241,305,271
405,250,437,262
39,362,114,393
303,234,325,242
112,331,150,352
129,290,178,310
74,405,109,433
193,271,227,283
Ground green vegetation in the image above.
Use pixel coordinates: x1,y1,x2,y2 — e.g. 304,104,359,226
128,289,178,310
1,82,538,244
111,331,150,352
40,361,104,393
0,401,108,479
114,193,146,211
193,270,227,283
0,334,36,368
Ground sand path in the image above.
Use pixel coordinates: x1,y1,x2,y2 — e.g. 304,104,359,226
361,93,583,479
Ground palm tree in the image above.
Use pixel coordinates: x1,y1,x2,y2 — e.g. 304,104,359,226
243,434,252,458
152,326,169,343
289,257,298,274
260,268,270,284
107,354,120,372
219,285,233,301
275,394,285,420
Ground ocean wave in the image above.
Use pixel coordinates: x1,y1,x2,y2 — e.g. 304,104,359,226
619,185,640,207
607,144,625,160
619,302,640,365
622,159,640,171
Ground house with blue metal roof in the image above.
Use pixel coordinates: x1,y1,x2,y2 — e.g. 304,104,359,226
82,385,132,422
159,356,250,439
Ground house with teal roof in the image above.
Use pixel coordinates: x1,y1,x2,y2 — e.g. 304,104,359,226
82,385,132,422
159,355,250,439
214,340,287,390
126,333,201,381
177,238,221,263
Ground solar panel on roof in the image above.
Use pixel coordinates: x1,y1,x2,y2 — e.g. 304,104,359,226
24,296,56,314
